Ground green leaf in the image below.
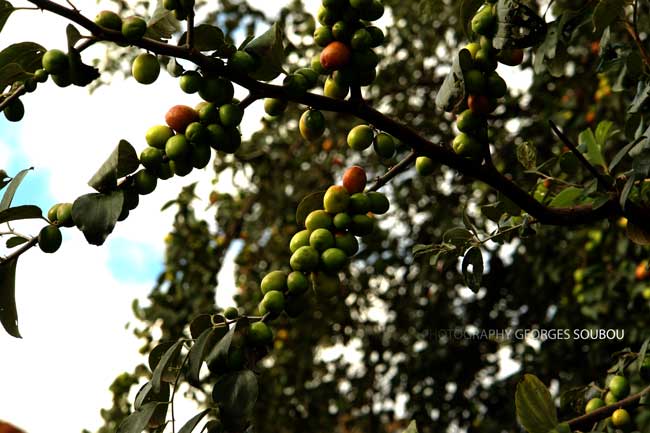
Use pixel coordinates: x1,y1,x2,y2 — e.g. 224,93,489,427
88,140,140,192
403,420,418,433
595,120,616,148
0,168,31,211
0,0,14,34
205,322,236,368
243,22,285,81
626,221,650,245
146,1,181,40
117,401,161,433
66,30,100,87
65,24,82,47
212,369,258,418
533,19,562,77
629,80,650,113
443,227,474,246
296,191,325,228
0,42,46,91
549,187,583,207
592,0,625,34
71,191,124,246
461,247,483,293
151,340,183,393
515,374,558,433
5,236,27,248
493,0,548,50
481,204,503,222
609,137,644,172
435,49,467,112
578,128,606,168
516,141,537,170
134,381,170,410
149,341,176,372
179,24,225,51
459,0,483,37
0,256,20,338
638,338,649,373
189,327,224,384
189,313,213,339
178,409,212,433
0,205,42,224
620,175,634,209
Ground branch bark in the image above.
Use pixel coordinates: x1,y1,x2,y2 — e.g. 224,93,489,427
566,384,650,430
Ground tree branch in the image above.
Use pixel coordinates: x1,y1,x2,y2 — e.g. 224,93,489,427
0,84,26,112
369,150,416,191
0,236,38,264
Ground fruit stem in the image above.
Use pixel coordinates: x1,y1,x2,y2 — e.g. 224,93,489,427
566,384,650,430
186,10,195,49
369,151,417,192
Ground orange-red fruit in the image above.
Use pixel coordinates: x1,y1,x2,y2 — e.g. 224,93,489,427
342,165,367,194
165,105,199,133
320,41,352,71
468,94,491,115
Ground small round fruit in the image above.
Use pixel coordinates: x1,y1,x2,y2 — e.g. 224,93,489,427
264,98,287,116
311,55,328,74
333,213,352,230
3,99,24,122
471,6,495,36
191,144,212,169
295,68,319,88
323,185,350,214
347,125,374,151
611,408,632,428
373,133,396,159
367,26,384,47
122,16,147,41
165,105,199,133
320,41,352,71
351,28,372,50
33,69,48,83
456,109,483,132
179,70,202,93
324,76,349,99
165,134,191,160
465,42,481,59
260,290,285,316
362,0,384,20
47,203,60,222
609,375,630,399
311,272,340,298
287,271,309,295
290,245,320,272
367,191,389,214
220,127,241,154
228,50,256,73
453,133,483,159
464,69,486,94
185,122,208,144
475,48,497,71
196,102,219,124
248,321,273,345
335,232,359,256
348,193,370,214
123,188,139,210
497,48,524,66
584,398,605,414
321,248,347,271
487,72,507,98
468,94,491,115
223,306,238,320
38,225,62,253
416,156,434,176
56,203,74,227
299,109,326,141
290,229,311,253
51,72,71,88
206,123,227,150
95,10,122,30
41,49,68,75
145,125,174,149
219,103,244,127
343,166,367,194
305,209,333,231
310,228,335,251
604,391,618,405
314,26,334,47
170,158,193,176
199,77,234,105
140,147,163,171
350,214,374,236
134,169,157,195
132,53,160,84
261,270,288,294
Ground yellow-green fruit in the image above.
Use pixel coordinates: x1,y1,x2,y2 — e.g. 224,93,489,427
146,125,174,149
259,290,285,316
228,50,256,73
311,55,328,75
122,16,147,41
196,102,218,124
349,193,370,214
347,125,374,151
323,185,350,214
471,6,495,36
179,71,202,94
314,26,334,47
335,232,359,256
465,42,481,59
324,76,349,99
219,103,244,127
287,271,310,295
611,408,632,428
165,134,191,160
223,307,238,320
156,162,173,180
310,228,335,251
416,156,434,176
140,147,163,171
185,122,208,145
367,191,389,214
47,203,60,222
350,214,374,236
290,229,311,253
373,133,396,159
38,225,62,253
56,203,74,227
263,98,287,116
321,248,347,271
290,246,320,272
585,398,605,414
604,391,618,405
248,321,273,345
609,375,630,399
333,212,351,230
134,169,157,195
199,77,234,105
95,10,122,31
457,109,483,133
305,209,333,231
452,133,483,159
33,69,48,83
132,53,160,84
42,49,68,75
311,272,340,298
299,109,326,141
261,270,288,294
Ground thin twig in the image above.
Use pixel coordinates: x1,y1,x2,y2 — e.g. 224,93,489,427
0,237,38,264
369,150,417,191
0,84,26,112
186,11,195,48
625,20,650,70
238,93,260,110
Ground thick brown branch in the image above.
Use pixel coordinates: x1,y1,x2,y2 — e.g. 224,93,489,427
566,384,650,430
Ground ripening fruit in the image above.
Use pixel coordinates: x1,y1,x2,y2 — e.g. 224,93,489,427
290,229,311,253
299,109,326,141
468,94,491,115
323,185,350,214
38,225,62,253
47,203,60,222
453,133,483,159
608,375,630,399
584,398,605,414
497,48,524,66
146,125,174,149
287,271,310,295
134,169,157,195
416,156,434,176
264,98,288,116
290,245,320,272
310,228,335,251
343,166,367,194
335,232,359,256
350,214,374,236
3,99,24,122
165,105,199,133
305,209,333,231
324,76,349,99
320,41,352,71
456,109,483,133
56,203,74,227
311,272,340,298
248,321,273,345
347,125,374,151
95,10,122,31
259,290,285,317
333,212,352,230
220,103,244,127
132,53,160,84
604,391,618,405
373,133,396,159
464,69,486,94
41,49,68,75
261,270,288,294
321,248,347,271
611,408,632,428
165,134,191,160
179,71,202,93
367,191,389,214
471,6,495,36
199,77,234,105
121,16,147,41
223,306,238,320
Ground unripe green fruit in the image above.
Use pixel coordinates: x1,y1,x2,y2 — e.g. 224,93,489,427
609,375,630,399
170,157,193,177
146,125,174,149
333,213,352,230
311,55,328,75
611,408,632,428
349,193,370,214
584,398,605,414
335,232,359,256
163,0,178,10
305,209,333,231
261,270,288,294
95,10,122,30
165,134,191,160
56,203,74,227
123,187,139,210
332,21,351,42
264,98,288,116
134,169,157,195
290,230,311,253
351,48,379,72
361,0,384,21
196,102,219,124
299,109,326,141
3,99,24,122
350,214,374,236
51,71,71,88
287,271,309,295
475,48,497,72
122,16,147,41
185,122,208,145
219,103,244,127
260,290,285,316
311,272,340,298
157,161,173,180
228,50,256,73
453,133,483,159
347,125,374,151
349,0,371,9
206,123,227,150
33,69,48,83
220,127,241,154
321,248,347,271
457,109,483,133
21,78,36,93
310,228,335,251
416,156,434,176
41,49,68,75
283,74,309,97
464,69,486,94
140,147,163,172
47,203,60,222
179,71,202,93
604,391,618,405
191,144,211,169
290,246,320,272
367,191,389,214
314,26,334,47
324,76,349,99
223,307,238,320
38,225,62,253
367,26,384,47
333,68,354,86
199,77,234,105
317,5,338,26
323,185,350,214
284,294,307,317
295,68,319,89
351,28,372,50
471,6,495,36
372,133,396,159
487,72,507,98
248,321,273,345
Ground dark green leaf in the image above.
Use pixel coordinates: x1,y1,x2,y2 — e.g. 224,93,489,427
65,24,82,47
549,187,583,207
461,247,483,293
493,0,547,50
0,205,41,224
638,338,649,373
88,140,139,192
117,401,160,433
497,192,522,216
151,340,183,393
443,227,474,246
188,327,223,384
244,22,285,81
481,204,503,222
212,369,258,417
620,175,634,209
533,20,561,76
178,24,225,51
71,190,124,246
578,128,606,168
629,80,650,113
146,1,181,40
5,236,27,248
515,374,558,433
0,42,45,91
134,381,170,410
516,141,537,170
0,256,19,338
178,409,212,433
189,313,213,339
296,191,325,227
592,0,625,34
435,49,466,112
149,341,175,371
67,48,100,87
205,322,236,367
633,148,650,179
0,168,31,211
403,420,418,433
609,137,644,172
0,0,14,34
626,221,650,245
459,0,483,37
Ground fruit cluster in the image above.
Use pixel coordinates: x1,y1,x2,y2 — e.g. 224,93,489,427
255,165,389,321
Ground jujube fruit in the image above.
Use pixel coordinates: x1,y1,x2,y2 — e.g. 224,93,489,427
320,41,352,71
290,246,320,272
321,248,347,271
56,203,74,227
38,225,62,253
122,16,147,41
416,156,434,176
41,49,68,75
347,125,374,151
323,185,350,214
165,134,191,160
3,99,24,122
146,125,174,149
310,228,335,251
305,209,333,231
132,53,160,85
299,109,326,141
165,105,199,133
134,169,157,195
248,322,273,345
179,71,202,94
95,10,122,31
342,166,367,194
290,230,311,253
261,271,288,294
584,398,605,414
